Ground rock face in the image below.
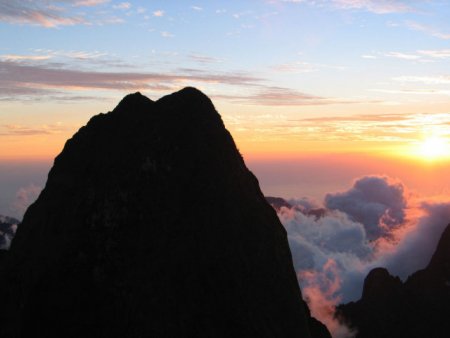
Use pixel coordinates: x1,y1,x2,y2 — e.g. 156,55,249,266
0,88,329,338
338,223,450,338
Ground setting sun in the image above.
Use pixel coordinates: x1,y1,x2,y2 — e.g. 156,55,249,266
417,136,449,161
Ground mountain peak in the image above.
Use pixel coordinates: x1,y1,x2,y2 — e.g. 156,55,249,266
113,91,154,114
361,267,402,301
155,87,218,120
427,223,450,275
0,89,328,338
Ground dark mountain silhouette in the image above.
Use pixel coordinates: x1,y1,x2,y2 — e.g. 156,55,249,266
0,88,330,338
338,223,450,338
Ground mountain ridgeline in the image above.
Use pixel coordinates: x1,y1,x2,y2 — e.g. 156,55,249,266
0,88,330,337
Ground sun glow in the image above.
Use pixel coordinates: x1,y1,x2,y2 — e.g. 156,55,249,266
416,136,449,161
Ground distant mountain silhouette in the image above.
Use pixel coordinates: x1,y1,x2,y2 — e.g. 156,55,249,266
338,223,450,338
0,88,329,338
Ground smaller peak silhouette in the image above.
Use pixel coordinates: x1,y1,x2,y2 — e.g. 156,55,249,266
155,87,218,119
426,223,450,274
361,267,402,301
338,223,450,338
113,91,154,114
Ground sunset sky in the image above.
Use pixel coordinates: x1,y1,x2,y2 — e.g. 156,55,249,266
1,0,450,217
2,3,450,336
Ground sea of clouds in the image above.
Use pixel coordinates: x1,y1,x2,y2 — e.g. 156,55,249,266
275,175,450,338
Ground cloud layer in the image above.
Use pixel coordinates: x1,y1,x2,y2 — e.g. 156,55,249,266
275,175,450,337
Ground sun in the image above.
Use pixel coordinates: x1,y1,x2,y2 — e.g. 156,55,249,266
417,136,449,161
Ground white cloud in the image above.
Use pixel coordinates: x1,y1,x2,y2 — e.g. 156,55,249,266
272,0,412,14
331,0,411,14
160,31,174,38
384,52,421,60
74,0,109,6
153,10,164,17
361,55,377,59
393,75,450,85
406,21,450,40
418,49,450,59
112,2,131,10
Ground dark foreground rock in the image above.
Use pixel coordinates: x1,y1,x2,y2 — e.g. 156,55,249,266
0,88,329,338
338,223,450,338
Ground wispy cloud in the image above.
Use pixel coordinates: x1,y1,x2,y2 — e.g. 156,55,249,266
331,0,412,14
362,49,450,62
393,75,450,85
0,0,112,27
188,54,223,64
153,10,164,17
0,50,109,64
271,61,344,73
1,123,67,136
418,49,450,59
0,54,52,61
0,59,356,107
243,87,348,106
373,88,450,96
161,31,174,38
0,0,85,27
191,6,203,11
227,112,450,143
73,0,110,7
216,86,353,106
0,60,264,100
271,61,318,73
361,54,377,59
406,21,450,40
384,52,421,60
290,112,450,141
112,2,131,10
273,0,412,14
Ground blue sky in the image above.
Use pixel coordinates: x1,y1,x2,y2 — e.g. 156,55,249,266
1,1,450,105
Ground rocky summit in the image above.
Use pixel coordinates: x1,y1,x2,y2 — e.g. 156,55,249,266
0,88,329,338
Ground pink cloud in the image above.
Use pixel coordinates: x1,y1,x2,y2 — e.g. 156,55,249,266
300,260,355,338
0,1,85,27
